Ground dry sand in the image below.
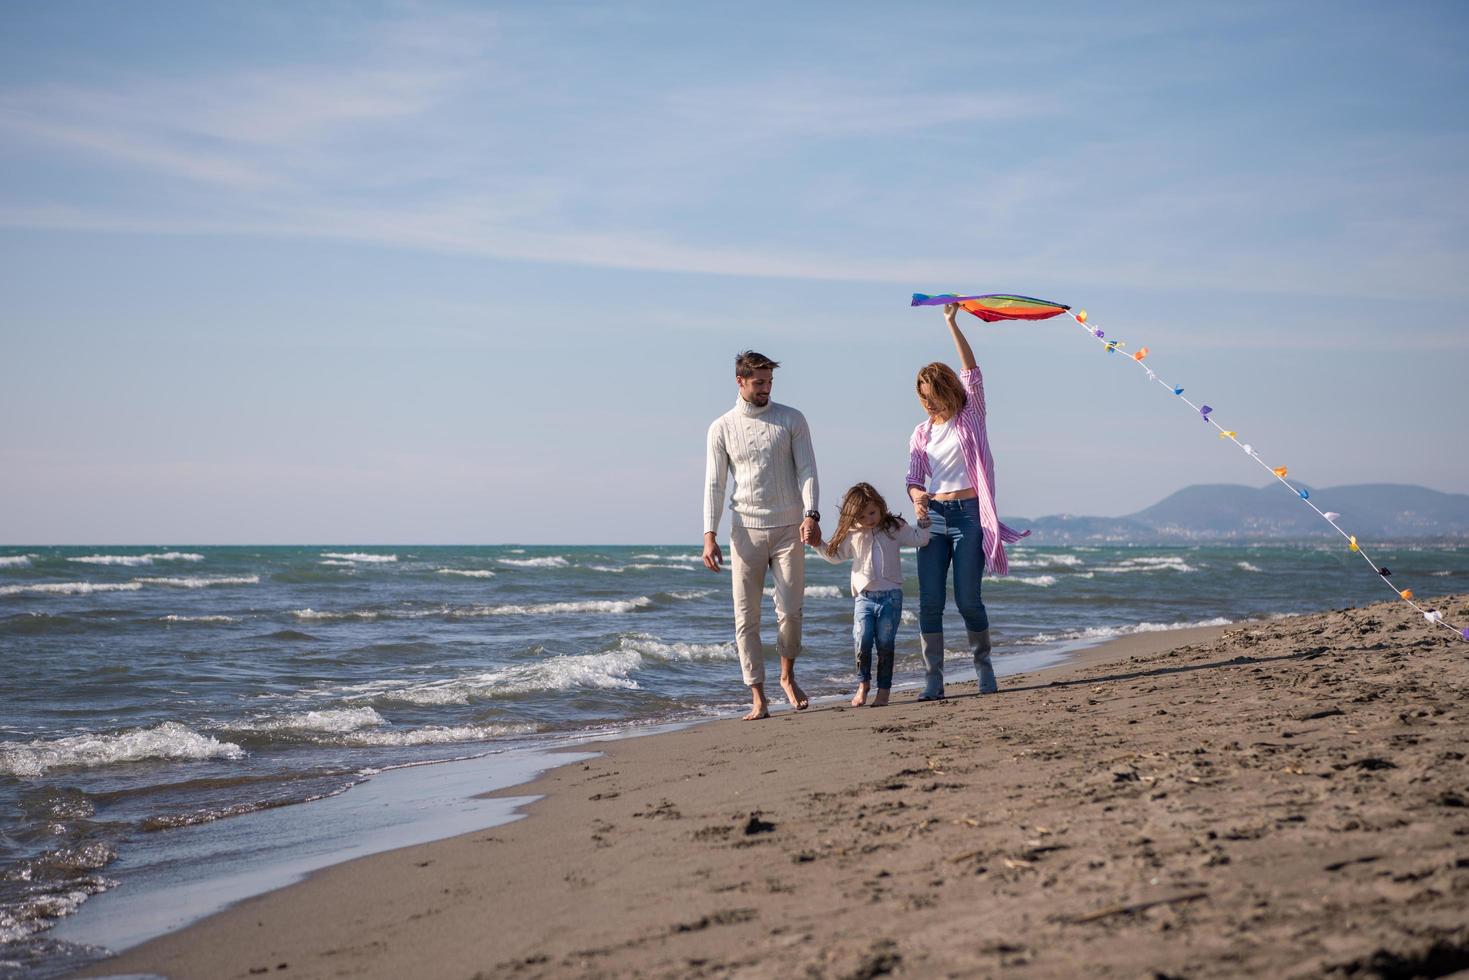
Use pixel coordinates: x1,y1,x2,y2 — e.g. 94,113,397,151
84,596,1469,979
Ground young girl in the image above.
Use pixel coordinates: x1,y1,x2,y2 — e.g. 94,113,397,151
812,483,930,707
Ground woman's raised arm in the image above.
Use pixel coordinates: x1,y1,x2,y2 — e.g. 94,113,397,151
943,303,977,371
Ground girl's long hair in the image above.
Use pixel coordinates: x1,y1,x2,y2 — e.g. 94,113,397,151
825,483,903,558
915,362,967,421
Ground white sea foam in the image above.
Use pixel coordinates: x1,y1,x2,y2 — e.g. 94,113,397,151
1237,561,1264,573
135,575,260,589
1093,556,1198,574
291,596,654,622
0,722,244,778
497,556,569,568
340,723,536,747
320,552,398,563
160,614,239,623
364,650,649,705
451,597,654,616
1431,570,1453,577
292,607,392,622
68,552,204,566
436,569,496,578
1009,553,1085,569
0,581,144,597
901,609,917,625
318,560,357,567
589,563,695,572
230,707,386,735
764,584,844,599
616,633,738,663
1020,617,1234,647
667,589,714,601
0,555,33,568
632,553,703,563
1014,574,1058,587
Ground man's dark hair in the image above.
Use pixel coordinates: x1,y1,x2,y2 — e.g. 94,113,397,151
735,350,780,378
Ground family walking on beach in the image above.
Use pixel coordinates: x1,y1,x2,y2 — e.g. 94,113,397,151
702,303,1028,720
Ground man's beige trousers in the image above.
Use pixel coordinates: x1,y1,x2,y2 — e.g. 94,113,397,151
730,523,805,687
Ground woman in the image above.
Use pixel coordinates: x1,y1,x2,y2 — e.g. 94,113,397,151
906,303,1028,699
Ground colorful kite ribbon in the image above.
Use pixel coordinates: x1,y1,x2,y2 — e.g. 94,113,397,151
912,291,1466,643
1060,305,1466,643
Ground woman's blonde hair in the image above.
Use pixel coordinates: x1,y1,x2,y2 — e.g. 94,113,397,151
825,483,903,558
915,362,966,420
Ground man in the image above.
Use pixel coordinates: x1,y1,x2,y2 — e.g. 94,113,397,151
703,350,820,721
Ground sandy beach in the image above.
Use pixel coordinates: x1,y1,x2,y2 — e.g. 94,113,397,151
82,594,1469,979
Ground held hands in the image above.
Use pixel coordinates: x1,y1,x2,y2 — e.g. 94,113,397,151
702,533,723,572
799,516,820,546
909,487,931,522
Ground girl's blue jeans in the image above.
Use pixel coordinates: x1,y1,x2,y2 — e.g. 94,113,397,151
853,588,902,689
917,497,990,635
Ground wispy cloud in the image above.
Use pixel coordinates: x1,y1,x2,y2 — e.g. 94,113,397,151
0,4,1465,306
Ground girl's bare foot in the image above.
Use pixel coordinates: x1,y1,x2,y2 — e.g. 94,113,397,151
779,675,809,710
871,689,891,707
743,695,770,721
850,682,870,707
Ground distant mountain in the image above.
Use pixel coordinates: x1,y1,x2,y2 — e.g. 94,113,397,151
1005,484,1469,543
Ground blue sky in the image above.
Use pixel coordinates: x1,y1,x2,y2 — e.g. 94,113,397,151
2,1,1466,544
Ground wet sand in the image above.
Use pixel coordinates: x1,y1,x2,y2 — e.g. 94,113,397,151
83,596,1469,979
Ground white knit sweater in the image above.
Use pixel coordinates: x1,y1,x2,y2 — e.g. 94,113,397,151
704,398,819,534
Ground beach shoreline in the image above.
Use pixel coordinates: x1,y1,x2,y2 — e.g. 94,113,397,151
79,599,1469,978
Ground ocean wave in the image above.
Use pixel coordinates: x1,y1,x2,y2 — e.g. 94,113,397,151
320,552,398,563
361,650,649,705
0,875,115,944
1236,561,1264,573
437,569,496,578
616,633,737,663
497,556,569,568
226,707,386,735
764,585,844,599
339,722,536,747
135,575,260,588
666,589,714,601
1092,556,1198,574
632,553,704,563
67,552,204,566
1013,575,1057,587
0,722,245,778
318,559,358,567
1019,616,1234,647
587,562,695,573
1008,553,1084,569
291,607,395,622
290,597,655,622
450,598,653,616
160,614,239,623
0,555,33,568
0,581,144,597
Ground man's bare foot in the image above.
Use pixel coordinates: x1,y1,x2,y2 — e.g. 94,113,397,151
780,675,810,710
850,682,869,707
871,689,891,707
742,698,770,721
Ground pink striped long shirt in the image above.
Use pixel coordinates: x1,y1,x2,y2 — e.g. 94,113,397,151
905,365,1029,576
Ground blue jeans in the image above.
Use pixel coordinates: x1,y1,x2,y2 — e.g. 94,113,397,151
853,588,902,689
917,497,990,635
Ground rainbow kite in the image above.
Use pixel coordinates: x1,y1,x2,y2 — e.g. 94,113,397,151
912,290,1467,644
911,293,1070,322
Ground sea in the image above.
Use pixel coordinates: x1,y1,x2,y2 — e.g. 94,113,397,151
2,542,1466,977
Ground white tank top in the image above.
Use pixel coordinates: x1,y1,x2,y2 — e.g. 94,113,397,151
926,419,970,493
